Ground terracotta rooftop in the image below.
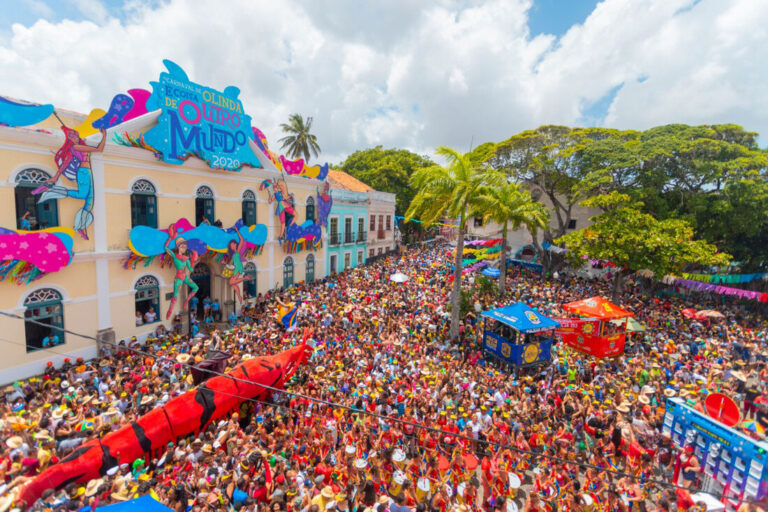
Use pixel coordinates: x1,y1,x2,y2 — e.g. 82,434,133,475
327,170,373,192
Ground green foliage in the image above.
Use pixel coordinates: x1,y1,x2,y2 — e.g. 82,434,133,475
406,146,503,230
475,275,498,296
278,113,321,162
556,192,731,281
337,146,433,216
489,123,768,270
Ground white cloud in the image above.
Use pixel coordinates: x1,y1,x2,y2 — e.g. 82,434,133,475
0,0,767,166
70,0,110,24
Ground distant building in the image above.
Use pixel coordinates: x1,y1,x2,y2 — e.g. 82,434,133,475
465,190,600,261
326,171,371,273
326,170,396,262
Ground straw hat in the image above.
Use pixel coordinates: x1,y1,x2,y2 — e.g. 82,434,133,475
616,403,631,413
6,436,23,449
321,486,335,499
664,388,677,397
176,354,192,364
85,478,104,497
202,444,213,454
111,486,131,501
732,371,747,382
140,396,154,406
638,395,650,405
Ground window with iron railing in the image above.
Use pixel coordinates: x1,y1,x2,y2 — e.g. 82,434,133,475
357,230,366,242
329,218,339,245
344,231,354,244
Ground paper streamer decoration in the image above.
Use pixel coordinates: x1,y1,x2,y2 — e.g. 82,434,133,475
542,241,566,254
669,277,768,303
0,96,54,127
680,272,767,284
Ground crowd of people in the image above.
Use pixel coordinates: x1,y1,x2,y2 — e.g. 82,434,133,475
0,244,767,512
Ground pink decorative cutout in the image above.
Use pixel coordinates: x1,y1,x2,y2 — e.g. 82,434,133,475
124,88,151,121
279,155,306,175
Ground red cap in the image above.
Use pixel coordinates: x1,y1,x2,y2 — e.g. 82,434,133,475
685,445,694,452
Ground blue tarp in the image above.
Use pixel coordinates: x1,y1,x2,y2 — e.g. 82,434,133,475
96,495,173,512
481,302,560,333
481,267,500,277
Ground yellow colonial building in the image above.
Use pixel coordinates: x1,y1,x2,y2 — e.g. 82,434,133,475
0,63,339,383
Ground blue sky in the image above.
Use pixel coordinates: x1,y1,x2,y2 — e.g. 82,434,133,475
527,0,601,38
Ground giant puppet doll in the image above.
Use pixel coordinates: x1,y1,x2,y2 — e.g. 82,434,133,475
165,224,199,319
35,115,107,240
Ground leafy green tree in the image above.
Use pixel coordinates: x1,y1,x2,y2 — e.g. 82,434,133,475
406,146,503,339
491,126,632,272
473,182,549,294
556,192,730,301
338,146,434,217
278,113,321,162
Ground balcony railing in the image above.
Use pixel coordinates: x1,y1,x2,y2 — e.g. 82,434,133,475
357,231,367,242
344,232,355,244
330,232,340,246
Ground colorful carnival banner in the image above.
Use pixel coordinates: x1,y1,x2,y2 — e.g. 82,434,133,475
681,272,767,284
144,60,261,171
669,277,768,303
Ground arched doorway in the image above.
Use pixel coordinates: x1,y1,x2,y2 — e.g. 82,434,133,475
191,262,211,318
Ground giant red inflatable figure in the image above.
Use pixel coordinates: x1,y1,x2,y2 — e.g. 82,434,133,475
16,339,312,507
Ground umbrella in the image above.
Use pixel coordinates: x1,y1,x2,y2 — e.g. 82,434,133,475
389,273,409,283
681,308,701,320
698,310,724,319
481,267,500,277
742,420,766,436
610,317,646,332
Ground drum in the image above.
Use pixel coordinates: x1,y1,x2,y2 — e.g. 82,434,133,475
582,494,595,512
508,473,522,497
354,458,367,470
390,470,406,496
416,477,431,503
345,445,356,456
392,448,406,468
457,482,467,505
506,500,519,512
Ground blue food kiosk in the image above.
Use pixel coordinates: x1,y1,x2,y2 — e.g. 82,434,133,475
663,397,768,509
481,303,560,368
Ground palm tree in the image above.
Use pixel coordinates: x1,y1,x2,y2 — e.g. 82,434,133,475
473,182,550,294
278,114,321,162
406,146,503,340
